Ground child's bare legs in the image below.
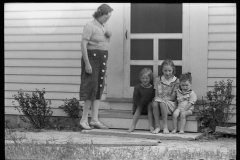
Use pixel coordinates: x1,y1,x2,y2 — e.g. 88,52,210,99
179,110,192,134
171,109,180,133
152,101,161,134
147,102,154,133
127,105,143,132
159,103,170,134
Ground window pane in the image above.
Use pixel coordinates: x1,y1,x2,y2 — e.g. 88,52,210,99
131,39,153,60
158,40,182,60
158,65,182,79
131,3,182,33
130,65,153,87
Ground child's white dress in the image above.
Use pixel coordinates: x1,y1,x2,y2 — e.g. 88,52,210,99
154,75,179,114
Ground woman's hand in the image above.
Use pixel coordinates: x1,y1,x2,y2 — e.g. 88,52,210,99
105,30,112,38
85,63,92,74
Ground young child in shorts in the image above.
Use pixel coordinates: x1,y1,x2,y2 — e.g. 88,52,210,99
127,68,155,132
171,72,197,134
148,59,179,134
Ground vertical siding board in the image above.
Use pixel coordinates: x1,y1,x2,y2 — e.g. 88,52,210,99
4,3,107,115
189,3,208,100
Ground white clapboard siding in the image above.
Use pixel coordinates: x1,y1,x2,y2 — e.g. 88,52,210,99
207,78,236,87
5,51,82,59
209,15,236,24
5,59,81,67
5,92,107,109
5,75,80,84
208,69,236,78
208,33,236,42
4,10,93,19
208,51,236,59
5,35,83,42
208,42,236,50
207,3,236,123
5,83,81,93
4,27,84,35
4,19,92,27
208,25,236,33
5,67,81,75
5,42,81,50
208,60,236,68
6,90,81,100
208,6,236,15
4,3,109,115
208,3,236,7
4,3,101,11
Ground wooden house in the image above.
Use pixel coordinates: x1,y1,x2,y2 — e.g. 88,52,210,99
4,3,236,132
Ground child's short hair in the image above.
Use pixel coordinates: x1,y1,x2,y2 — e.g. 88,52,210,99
179,72,192,83
139,68,153,82
159,59,176,76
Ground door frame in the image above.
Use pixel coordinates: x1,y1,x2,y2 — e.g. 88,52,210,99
123,3,190,98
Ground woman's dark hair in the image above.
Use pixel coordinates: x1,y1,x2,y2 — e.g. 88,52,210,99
159,59,176,76
93,4,113,19
179,72,192,83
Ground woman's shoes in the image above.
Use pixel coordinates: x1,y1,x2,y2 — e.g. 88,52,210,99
90,121,109,129
79,121,92,130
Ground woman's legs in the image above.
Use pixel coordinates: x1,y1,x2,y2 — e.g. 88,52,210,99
90,100,108,129
159,102,170,134
91,100,99,122
152,101,161,134
148,102,154,133
179,110,192,133
127,105,143,132
80,100,92,129
171,109,180,133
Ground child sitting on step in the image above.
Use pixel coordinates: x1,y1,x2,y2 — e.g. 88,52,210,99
127,68,155,132
148,59,179,134
171,72,197,134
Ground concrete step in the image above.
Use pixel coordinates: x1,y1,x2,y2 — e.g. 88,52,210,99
82,129,202,141
91,110,199,132
100,98,204,112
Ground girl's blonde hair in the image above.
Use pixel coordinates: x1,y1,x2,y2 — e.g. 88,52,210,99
179,72,192,83
139,68,153,83
159,59,176,76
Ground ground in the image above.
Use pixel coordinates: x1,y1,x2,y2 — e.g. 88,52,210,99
5,129,236,153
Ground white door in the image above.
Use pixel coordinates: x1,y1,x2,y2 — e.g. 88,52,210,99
123,3,190,98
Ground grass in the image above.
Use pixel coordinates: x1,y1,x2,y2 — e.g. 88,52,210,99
5,127,236,160
5,142,237,160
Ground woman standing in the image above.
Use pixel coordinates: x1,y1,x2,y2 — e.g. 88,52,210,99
79,4,113,130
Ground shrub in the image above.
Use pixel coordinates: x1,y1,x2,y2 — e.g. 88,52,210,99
12,88,53,129
196,79,236,132
59,98,82,119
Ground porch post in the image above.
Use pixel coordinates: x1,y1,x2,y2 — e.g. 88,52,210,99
189,3,208,99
